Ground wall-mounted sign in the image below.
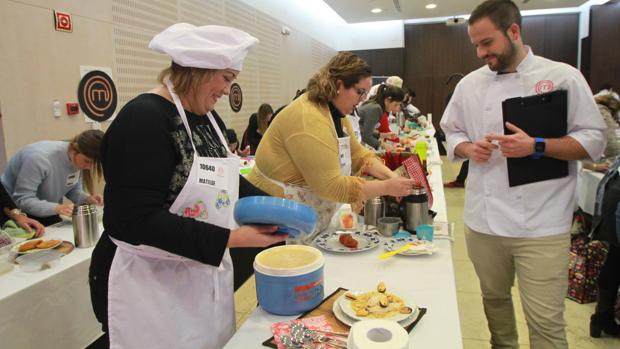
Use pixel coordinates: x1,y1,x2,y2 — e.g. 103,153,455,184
54,10,72,33
77,69,117,122
229,83,243,113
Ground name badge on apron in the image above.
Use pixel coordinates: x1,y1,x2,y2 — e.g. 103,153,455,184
66,171,79,186
196,157,229,190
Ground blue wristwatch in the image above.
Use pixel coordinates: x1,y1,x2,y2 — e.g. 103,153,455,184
531,137,545,159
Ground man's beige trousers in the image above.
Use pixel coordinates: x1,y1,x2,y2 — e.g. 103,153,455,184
465,227,570,349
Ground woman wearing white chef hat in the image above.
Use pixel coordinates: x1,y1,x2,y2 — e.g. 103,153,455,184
88,23,286,349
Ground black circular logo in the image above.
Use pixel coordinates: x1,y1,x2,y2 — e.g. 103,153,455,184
229,83,243,113
77,70,117,122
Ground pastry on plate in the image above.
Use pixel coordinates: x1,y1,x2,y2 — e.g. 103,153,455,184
36,239,61,249
18,239,42,252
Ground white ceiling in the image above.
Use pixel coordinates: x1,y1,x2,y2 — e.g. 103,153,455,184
323,0,589,23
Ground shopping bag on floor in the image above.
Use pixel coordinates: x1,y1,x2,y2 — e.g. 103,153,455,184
567,234,608,304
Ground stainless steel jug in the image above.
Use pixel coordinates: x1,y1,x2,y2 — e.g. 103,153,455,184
72,204,100,248
364,197,385,227
403,187,433,232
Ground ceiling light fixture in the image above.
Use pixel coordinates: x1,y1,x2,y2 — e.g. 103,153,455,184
425,4,437,9
371,8,383,14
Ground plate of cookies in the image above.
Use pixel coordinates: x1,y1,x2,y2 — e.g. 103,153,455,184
336,282,417,322
11,239,63,254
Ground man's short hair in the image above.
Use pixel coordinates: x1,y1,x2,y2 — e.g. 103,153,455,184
469,0,522,33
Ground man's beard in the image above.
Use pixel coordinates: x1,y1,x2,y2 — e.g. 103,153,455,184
486,40,517,72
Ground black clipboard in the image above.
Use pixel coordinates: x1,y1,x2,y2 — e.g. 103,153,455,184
502,89,568,187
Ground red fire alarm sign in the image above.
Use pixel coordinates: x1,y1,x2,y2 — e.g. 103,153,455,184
54,10,72,33
66,103,80,115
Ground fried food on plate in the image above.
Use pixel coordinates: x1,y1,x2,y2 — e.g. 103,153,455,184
350,282,412,319
339,233,358,248
36,239,61,249
18,239,42,252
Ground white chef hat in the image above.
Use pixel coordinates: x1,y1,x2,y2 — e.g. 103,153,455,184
386,76,403,88
149,23,259,71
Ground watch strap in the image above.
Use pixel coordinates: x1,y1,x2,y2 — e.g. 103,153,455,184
532,137,545,159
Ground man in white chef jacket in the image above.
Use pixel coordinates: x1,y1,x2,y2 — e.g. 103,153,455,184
440,1,606,348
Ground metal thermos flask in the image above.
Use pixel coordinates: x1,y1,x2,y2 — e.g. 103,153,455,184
72,204,100,248
364,197,385,227
403,187,432,231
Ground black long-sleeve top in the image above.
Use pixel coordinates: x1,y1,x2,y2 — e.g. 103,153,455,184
244,112,261,155
0,183,17,223
0,183,17,210
100,93,266,266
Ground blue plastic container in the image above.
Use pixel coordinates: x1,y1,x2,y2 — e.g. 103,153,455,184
234,196,317,238
254,245,324,315
416,224,434,241
393,230,412,239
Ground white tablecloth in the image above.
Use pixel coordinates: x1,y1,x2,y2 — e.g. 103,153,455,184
224,137,463,348
578,169,604,215
0,223,103,349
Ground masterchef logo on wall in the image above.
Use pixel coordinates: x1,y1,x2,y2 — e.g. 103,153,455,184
77,70,117,122
229,83,243,113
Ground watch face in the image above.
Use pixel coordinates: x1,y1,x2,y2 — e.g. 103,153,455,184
535,141,545,153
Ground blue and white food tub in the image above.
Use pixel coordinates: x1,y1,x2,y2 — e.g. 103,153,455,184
253,245,324,315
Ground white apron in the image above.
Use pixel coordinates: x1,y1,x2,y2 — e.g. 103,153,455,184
349,111,362,143
256,116,352,242
107,80,239,349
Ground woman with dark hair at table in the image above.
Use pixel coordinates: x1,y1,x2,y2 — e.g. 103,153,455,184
358,84,405,150
225,128,250,156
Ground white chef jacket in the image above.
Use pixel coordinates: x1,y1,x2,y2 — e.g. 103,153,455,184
440,47,606,238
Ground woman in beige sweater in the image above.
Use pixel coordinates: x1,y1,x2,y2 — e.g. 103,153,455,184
248,52,415,234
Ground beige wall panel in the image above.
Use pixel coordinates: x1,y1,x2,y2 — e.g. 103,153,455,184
178,0,226,26
0,0,114,157
280,32,315,103
0,0,336,161
8,0,112,21
111,0,178,109
111,0,176,33
223,0,259,135
112,26,169,106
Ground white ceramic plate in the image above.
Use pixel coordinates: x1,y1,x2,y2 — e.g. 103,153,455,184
332,294,419,327
313,230,380,253
383,237,438,256
336,292,417,322
11,239,63,254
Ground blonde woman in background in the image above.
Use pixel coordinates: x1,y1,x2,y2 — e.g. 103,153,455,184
583,93,620,173
248,52,415,234
1,130,103,226
597,93,620,157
